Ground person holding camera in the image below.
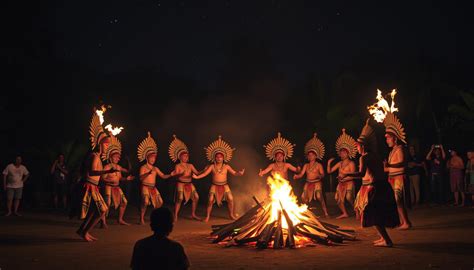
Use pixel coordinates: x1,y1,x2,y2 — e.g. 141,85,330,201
426,144,446,204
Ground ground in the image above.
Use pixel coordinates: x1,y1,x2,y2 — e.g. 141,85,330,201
0,204,473,270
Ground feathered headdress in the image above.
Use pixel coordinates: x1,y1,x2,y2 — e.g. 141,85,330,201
89,105,123,150
335,129,357,159
205,136,235,163
89,108,108,150
357,119,377,152
102,135,122,161
137,132,158,162
304,133,325,160
383,112,407,144
264,132,295,161
168,135,189,163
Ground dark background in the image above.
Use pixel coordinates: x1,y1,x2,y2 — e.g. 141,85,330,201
2,0,473,207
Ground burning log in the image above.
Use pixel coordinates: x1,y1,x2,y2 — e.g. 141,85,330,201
256,221,277,249
273,211,283,249
235,236,259,245
252,195,264,209
302,211,356,240
280,202,296,248
295,225,329,245
211,199,265,238
210,175,356,249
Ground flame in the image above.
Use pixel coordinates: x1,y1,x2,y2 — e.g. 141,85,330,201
367,89,398,123
105,124,124,136
95,105,107,125
95,105,123,135
267,173,308,228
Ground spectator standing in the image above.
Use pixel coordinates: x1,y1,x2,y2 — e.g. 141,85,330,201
426,145,446,204
3,155,29,216
447,149,465,206
51,153,69,209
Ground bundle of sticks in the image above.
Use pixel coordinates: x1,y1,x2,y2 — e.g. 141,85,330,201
211,196,356,249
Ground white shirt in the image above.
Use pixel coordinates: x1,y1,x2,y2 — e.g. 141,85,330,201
3,164,29,188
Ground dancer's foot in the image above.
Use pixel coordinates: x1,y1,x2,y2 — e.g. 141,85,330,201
372,238,384,244
100,222,108,229
118,220,131,226
336,214,349,219
5,212,12,217
139,219,145,225
203,216,210,223
397,223,411,230
77,230,93,242
81,234,94,242
13,212,22,217
191,215,202,221
374,240,393,247
85,232,98,241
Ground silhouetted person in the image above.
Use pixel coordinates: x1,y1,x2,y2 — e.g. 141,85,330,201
50,153,69,209
131,207,190,270
407,145,425,206
426,145,446,204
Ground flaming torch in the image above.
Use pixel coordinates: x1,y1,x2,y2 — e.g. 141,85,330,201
96,105,124,136
367,89,398,122
95,105,107,124
105,124,124,136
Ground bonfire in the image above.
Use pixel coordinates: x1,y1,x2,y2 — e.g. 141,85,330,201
210,174,356,249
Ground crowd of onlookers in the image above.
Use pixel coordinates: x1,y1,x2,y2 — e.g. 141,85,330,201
408,144,474,207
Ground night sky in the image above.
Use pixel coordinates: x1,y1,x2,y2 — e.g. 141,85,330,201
52,1,471,84
2,1,473,175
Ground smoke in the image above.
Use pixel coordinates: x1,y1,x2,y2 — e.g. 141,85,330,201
159,82,289,214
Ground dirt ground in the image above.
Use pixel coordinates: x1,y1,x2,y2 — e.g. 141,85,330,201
0,203,473,270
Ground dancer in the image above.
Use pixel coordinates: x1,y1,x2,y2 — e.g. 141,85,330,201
294,133,329,217
76,108,117,242
259,132,300,180
383,112,412,229
169,135,202,222
193,136,245,222
327,129,357,219
138,132,172,225
342,119,399,247
101,135,135,227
